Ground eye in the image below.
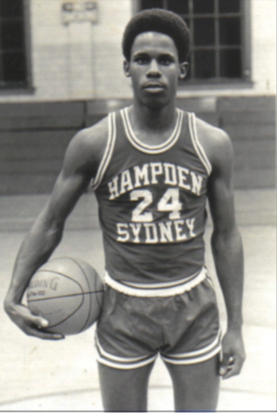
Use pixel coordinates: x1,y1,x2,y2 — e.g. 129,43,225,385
134,55,149,65
159,56,174,65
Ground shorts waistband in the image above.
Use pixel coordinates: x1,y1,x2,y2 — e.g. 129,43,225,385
104,267,207,297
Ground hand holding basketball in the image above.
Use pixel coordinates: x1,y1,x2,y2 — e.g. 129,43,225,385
27,257,104,336
4,299,64,340
5,257,104,339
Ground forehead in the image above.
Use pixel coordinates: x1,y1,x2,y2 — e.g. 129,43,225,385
131,31,178,56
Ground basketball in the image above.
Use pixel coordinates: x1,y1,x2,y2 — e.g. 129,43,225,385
26,257,104,336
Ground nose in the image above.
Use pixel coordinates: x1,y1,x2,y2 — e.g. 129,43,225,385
146,59,161,78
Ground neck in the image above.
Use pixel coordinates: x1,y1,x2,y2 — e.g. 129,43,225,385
131,99,177,132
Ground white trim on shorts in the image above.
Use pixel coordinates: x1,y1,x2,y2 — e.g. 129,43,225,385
104,267,207,297
95,330,221,369
95,332,158,369
97,267,221,369
161,330,222,365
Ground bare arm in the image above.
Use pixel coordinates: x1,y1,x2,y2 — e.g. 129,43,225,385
4,121,108,339
198,120,245,379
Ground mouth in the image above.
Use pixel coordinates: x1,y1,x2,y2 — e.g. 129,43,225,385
143,83,165,93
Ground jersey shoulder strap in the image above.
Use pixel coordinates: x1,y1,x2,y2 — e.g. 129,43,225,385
91,112,117,190
187,112,212,176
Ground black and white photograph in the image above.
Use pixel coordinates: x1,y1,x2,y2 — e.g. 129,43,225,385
0,0,275,411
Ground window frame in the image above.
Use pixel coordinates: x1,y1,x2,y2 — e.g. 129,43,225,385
0,0,34,94
136,0,252,89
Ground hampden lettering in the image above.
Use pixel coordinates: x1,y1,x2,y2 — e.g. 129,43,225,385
108,162,203,200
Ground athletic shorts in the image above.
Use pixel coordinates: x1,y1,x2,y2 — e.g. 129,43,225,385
95,267,221,369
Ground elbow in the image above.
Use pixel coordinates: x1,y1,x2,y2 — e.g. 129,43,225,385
3,297,12,315
212,219,240,239
211,224,242,253
46,220,64,247
29,213,65,251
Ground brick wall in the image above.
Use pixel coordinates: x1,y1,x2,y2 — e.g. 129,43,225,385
0,96,275,194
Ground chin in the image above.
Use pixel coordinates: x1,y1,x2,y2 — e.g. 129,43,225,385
142,96,169,110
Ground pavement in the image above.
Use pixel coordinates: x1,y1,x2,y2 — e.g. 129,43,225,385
0,189,276,412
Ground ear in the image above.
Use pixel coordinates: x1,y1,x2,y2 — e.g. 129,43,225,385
123,60,131,77
179,62,189,80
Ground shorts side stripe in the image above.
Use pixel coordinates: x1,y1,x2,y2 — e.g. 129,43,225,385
169,330,221,359
162,344,222,365
95,333,149,363
96,354,157,370
161,331,222,365
161,331,221,364
95,333,157,369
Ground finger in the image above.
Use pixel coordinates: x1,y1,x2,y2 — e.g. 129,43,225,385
221,357,243,380
25,317,64,340
26,325,64,340
38,318,49,329
25,312,48,326
11,305,49,329
36,331,65,340
222,365,237,379
25,313,52,330
219,353,232,376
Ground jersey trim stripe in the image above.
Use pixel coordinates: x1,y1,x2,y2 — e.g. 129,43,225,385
91,112,116,190
121,107,184,154
189,112,212,176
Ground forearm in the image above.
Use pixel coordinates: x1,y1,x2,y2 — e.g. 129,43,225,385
5,209,64,305
211,225,244,329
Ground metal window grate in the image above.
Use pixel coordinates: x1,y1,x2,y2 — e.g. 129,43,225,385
0,0,27,88
140,0,244,81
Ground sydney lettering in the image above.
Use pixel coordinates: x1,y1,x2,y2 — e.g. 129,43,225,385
117,218,196,244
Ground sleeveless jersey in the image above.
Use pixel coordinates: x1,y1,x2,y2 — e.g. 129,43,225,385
92,108,212,284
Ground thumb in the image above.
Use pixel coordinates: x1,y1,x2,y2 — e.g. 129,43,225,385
32,316,49,329
39,318,49,328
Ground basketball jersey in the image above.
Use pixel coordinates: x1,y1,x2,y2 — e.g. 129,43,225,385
92,108,212,284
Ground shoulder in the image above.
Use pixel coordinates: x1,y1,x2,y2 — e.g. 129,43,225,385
194,115,234,172
67,115,110,161
63,115,110,178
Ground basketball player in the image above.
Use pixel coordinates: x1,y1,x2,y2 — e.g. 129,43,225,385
4,9,245,411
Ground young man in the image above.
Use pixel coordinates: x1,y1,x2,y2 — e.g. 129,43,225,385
4,9,245,411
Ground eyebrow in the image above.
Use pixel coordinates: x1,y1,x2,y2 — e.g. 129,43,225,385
133,51,176,59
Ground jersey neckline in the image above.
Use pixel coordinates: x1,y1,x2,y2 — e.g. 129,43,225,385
120,107,184,154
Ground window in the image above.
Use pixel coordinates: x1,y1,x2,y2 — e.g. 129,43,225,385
140,0,250,83
0,0,30,89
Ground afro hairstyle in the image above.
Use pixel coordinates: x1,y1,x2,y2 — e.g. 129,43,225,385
122,8,190,63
